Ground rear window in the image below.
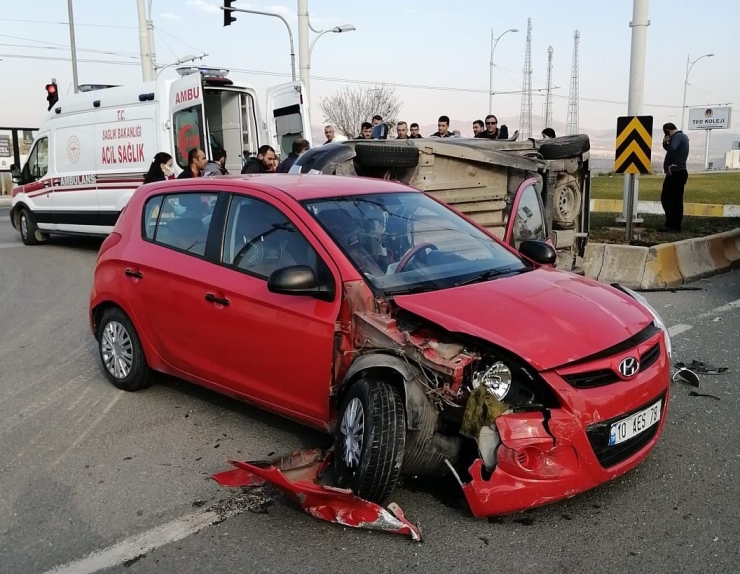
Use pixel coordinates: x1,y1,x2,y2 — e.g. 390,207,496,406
142,192,218,257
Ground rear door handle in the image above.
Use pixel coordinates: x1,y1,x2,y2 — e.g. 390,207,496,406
205,293,230,306
125,268,143,279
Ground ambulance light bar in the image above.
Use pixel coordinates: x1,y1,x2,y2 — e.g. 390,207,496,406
175,66,230,79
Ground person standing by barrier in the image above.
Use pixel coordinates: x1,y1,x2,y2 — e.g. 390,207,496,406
661,122,690,232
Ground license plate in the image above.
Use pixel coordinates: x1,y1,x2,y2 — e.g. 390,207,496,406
609,399,662,446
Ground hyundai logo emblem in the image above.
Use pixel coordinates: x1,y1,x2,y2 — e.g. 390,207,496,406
618,357,640,378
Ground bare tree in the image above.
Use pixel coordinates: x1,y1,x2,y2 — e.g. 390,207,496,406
319,85,401,138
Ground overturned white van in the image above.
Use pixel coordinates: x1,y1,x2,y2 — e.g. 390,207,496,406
9,66,310,244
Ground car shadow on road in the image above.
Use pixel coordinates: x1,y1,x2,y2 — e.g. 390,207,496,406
154,373,332,451
43,235,105,252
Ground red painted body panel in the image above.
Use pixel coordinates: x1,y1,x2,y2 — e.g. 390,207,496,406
393,266,653,371
211,450,421,541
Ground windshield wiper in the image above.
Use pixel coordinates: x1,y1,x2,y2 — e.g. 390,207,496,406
384,282,439,297
454,266,530,287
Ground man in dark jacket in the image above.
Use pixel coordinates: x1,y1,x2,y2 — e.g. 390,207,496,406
475,114,509,139
241,145,276,174
660,122,690,232
276,138,309,173
177,148,207,178
430,115,453,138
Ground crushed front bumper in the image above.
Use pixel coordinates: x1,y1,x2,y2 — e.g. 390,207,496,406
459,344,671,517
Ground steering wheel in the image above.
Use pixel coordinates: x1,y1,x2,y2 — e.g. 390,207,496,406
395,242,438,273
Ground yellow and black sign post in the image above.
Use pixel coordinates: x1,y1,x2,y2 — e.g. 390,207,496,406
614,115,653,242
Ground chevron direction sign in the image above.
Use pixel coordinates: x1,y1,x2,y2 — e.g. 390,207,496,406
614,116,653,174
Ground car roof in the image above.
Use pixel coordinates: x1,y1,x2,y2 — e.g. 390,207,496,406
144,174,419,202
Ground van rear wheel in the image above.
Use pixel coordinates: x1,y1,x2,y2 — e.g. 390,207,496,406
19,208,45,246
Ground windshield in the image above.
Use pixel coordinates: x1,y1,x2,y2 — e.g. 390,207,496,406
303,192,528,295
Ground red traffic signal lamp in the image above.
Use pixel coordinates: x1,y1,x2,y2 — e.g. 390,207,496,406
223,0,237,26
46,81,59,111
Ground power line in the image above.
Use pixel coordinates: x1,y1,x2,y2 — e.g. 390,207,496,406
0,53,137,66
0,17,136,29
0,33,139,58
0,42,139,59
0,51,694,110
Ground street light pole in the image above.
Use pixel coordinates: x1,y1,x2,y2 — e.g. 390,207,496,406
298,0,355,113
66,0,79,93
136,0,155,81
220,6,296,81
680,53,715,130
489,28,518,115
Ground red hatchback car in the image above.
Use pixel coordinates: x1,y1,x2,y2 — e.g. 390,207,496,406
89,174,672,516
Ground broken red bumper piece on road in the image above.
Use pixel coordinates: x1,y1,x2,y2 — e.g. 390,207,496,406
211,449,421,542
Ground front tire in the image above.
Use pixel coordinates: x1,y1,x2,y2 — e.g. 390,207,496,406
334,376,406,505
19,208,44,245
97,307,154,392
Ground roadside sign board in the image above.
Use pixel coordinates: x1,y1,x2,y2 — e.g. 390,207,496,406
688,106,732,130
614,115,653,174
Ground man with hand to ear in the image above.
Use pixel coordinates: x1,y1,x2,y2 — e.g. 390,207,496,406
660,122,690,232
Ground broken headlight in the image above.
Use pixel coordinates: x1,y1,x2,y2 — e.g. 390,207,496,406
471,361,512,401
619,286,672,360
470,357,557,408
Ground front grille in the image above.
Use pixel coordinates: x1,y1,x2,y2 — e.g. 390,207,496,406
639,343,660,372
563,341,663,389
564,369,619,389
586,392,667,468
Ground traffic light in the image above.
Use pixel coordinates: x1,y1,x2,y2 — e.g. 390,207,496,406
223,0,237,26
45,81,58,111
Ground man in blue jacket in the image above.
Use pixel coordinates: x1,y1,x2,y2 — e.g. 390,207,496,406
661,122,690,232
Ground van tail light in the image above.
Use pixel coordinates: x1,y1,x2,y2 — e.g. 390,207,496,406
98,232,122,260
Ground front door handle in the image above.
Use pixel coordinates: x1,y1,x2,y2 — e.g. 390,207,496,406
205,293,230,306
125,268,143,279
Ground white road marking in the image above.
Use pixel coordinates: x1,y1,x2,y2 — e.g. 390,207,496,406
698,297,740,319
668,324,693,337
0,242,23,249
42,492,267,574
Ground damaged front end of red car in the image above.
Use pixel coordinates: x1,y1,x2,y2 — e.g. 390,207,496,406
213,276,671,535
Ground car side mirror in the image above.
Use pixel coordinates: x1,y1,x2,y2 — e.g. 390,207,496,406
519,239,557,266
267,265,335,301
10,164,21,183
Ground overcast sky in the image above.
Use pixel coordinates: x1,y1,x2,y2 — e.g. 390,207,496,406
0,0,737,134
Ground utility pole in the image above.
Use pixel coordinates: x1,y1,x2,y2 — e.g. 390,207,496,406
621,0,650,232
544,46,554,131
297,0,311,107
519,18,533,139
137,0,155,81
147,0,158,78
566,30,580,135
66,0,79,93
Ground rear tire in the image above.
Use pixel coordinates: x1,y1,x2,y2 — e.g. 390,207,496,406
97,307,154,392
19,208,43,246
539,134,590,159
334,376,406,505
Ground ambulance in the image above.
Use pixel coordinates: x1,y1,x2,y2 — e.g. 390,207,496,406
9,66,311,244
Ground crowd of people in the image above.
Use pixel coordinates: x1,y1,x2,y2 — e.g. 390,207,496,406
142,114,558,184
323,114,557,144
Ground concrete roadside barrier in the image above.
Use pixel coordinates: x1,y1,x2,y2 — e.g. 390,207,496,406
584,228,740,289
597,244,648,288
640,243,682,289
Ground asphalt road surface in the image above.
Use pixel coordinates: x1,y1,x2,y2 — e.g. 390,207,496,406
1,206,738,574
